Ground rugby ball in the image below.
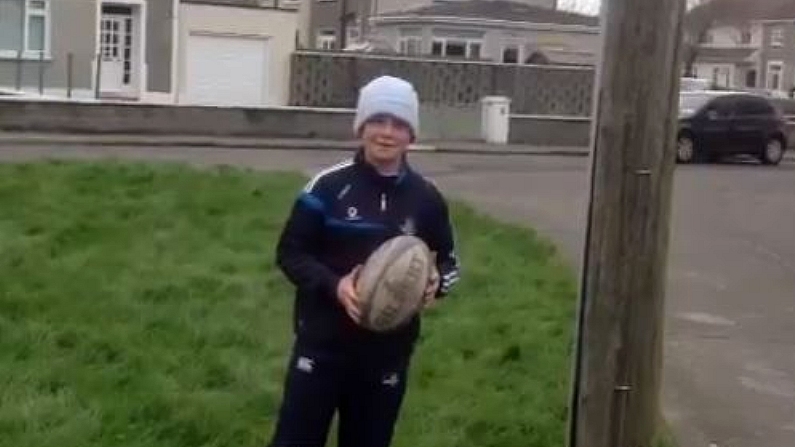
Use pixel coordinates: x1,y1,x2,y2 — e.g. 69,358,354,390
356,235,434,332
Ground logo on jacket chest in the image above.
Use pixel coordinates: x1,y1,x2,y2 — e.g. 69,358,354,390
345,206,362,221
338,184,364,222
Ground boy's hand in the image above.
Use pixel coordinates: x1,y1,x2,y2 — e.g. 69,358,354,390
422,253,440,310
336,265,362,323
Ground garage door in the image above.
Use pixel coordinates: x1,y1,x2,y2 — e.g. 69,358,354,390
185,33,269,107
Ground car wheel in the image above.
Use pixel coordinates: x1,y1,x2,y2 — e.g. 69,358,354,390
760,138,784,166
677,135,697,163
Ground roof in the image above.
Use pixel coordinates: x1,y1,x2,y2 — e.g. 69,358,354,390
759,1,795,20
380,1,600,27
696,46,758,63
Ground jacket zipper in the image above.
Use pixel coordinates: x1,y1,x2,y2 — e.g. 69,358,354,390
380,193,387,212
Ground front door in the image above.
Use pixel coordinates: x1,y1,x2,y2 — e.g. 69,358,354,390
99,9,134,94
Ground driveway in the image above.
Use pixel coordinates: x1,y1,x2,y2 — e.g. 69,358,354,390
1,145,793,447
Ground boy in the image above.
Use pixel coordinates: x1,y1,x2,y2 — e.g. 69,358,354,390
269,75,461,447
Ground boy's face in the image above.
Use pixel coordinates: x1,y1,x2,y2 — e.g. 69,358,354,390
360,114,413,165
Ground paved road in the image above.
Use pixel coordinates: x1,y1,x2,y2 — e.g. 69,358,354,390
1,145,793,447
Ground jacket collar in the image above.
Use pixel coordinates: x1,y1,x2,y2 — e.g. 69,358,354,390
353,148,411,188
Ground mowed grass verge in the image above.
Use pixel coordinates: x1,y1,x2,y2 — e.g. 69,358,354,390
0,160,578,447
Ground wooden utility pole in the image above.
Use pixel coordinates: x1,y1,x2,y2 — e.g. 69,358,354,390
567,0,685,446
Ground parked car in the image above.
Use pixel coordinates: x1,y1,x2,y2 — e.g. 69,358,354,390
678,91,789,165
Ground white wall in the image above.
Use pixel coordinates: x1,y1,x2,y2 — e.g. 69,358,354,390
177,3,298,106
750,23,764,47
705,26,744,46
704,24,761,48
692,62,735,88
296,0,312,47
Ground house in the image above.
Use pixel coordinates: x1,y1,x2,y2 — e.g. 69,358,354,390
297,0,566,53
0,0,176,101
757,17,795,96
0,0,299,106
691,45,760,90
688,0,795,97
367,0,600,65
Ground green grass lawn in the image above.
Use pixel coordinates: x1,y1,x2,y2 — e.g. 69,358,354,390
0,160,579,447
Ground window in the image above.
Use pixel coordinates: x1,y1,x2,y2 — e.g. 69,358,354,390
26,0,46,53
770,27,784,48
0,0,24,52
430,37,481,59
445,41,465,57
469,42,481,59
502,45,520,64
736,97,774,116
740,28,752,44
280,0,301,8
705,97,735,118
316,29,336,50
0,0,49,56
398,37,422,56
399,28,422,55
346,25,360,45
767,61,783,90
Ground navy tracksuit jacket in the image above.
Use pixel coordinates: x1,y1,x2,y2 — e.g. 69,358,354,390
270,150,461,447
275,150,461,354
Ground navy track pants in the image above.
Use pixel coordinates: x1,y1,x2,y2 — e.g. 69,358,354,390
269,339,412,447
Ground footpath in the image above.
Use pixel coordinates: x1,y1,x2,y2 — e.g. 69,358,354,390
0,132,590,157
2,132,794,161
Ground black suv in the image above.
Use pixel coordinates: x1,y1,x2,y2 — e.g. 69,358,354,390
678,92,789,165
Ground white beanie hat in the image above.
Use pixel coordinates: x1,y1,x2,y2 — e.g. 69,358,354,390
353,75,420,139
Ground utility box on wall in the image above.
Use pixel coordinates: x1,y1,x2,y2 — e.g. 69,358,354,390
481,96,511,144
